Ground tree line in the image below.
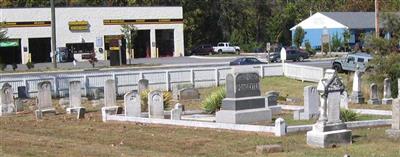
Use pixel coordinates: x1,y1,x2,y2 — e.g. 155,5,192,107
1,0,400,52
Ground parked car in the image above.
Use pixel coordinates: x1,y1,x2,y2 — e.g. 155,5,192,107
190,44,214,55
332,52,373,72
229,57,265,65
213,42,240,54
269,49,309,62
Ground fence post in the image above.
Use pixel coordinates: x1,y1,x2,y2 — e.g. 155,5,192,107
165,71,170,91
190,69,194,87
259,65,264,77
53,76,59,97
215,68,219,87
139,72,144,79
84,75,89,97
23,79,29,97
113,74,118,96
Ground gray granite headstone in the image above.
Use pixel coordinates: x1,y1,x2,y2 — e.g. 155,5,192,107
104,79,117,107
265,91,279,107
226,72,260,98
138,79,149,94
294,86,320,120
124,91,141,117
0,83,15,115
37,81,53,110
178,88,200,100
172,83,193,100
368,83,381,105
69,81,82,108
382,78,393,104
17,86,28,99
148,90,164,119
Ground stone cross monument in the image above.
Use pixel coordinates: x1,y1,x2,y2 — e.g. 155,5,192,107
307,69,352,148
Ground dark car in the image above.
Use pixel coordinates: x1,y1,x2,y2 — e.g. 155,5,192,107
190,44,214,55
229,57,265,65
269,49,309,62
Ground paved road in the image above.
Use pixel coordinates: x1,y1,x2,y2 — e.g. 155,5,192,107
4,54,333,72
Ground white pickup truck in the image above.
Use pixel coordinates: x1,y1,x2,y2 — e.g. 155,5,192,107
213,42,240,54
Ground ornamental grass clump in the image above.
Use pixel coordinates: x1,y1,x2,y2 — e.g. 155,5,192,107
140,89,172,111
201,87,226,114
340,109,359,122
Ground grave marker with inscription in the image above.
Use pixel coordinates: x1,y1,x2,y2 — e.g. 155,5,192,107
216,70,271,124
0,83,15,116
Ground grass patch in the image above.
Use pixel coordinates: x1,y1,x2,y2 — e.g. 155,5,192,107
0,113,399,157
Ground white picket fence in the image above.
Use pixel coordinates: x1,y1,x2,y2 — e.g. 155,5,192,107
0,63,324,98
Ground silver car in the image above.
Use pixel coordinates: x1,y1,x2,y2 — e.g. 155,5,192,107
332,52,373,72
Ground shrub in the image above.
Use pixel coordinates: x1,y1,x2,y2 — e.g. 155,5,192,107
304,40,316,56
11,63,17,71
26,61,34,69
140,89,172,111
201,87,226,113
340,109,359,122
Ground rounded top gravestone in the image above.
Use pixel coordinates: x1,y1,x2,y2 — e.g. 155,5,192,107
226,72,260,98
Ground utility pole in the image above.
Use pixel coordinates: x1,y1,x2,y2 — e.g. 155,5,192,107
375,0,380,38
51,0,57,68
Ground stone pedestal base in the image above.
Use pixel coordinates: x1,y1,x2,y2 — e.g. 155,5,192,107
382,98,393,105
386,129,400,139
293,109,319,120
0,104,15,116
216,108,271,124
101,106,123,122
66,107,86,119
351,92,365,104
269,106,282,115
35,108,57,119
307,129,352,148
367,99,381,105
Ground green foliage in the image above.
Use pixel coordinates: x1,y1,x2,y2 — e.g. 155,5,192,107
121,24,137,62
340,109,359,122
293,27,305,48
368,53,400,98
140,89,172,112
201,87,226,114
342,30,351,51
330,32,342,51
26,61,34,69
304,40,316,56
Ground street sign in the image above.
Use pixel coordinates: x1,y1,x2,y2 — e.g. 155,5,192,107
280,47,286,61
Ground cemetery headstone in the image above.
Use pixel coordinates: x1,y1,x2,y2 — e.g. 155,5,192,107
351,70,364,104
172,83,193,100
274,118,287,137
91,87,104,100
178,88,200,100
170,108,182,120
0,83,15,116
138,78,149,94
66,81,85,119
382,78,393,104
17,86,28,99
148,90,164,119
293,85,320,120
265,91,279,106
216,69,271,124
307,69,352,148
386,98,400,139
340,91,349,109
101,79,122,121
124,91,141,117
367,83,381,105
35,81,56,119
174,103,184,112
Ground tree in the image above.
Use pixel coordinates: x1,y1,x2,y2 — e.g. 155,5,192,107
342,29,351,52
293,26,305,48
121,24,137,64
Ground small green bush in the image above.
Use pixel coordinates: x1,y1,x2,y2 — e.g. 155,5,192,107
0,63,5,71
26,61,34,69
340,109,359,122
201,87,226,113
140,89,172,111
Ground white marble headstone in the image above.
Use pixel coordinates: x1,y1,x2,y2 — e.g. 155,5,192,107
124,91,141,117
104,79,117,107
148,90,164,119
69,81,82,108
1,83,15,115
